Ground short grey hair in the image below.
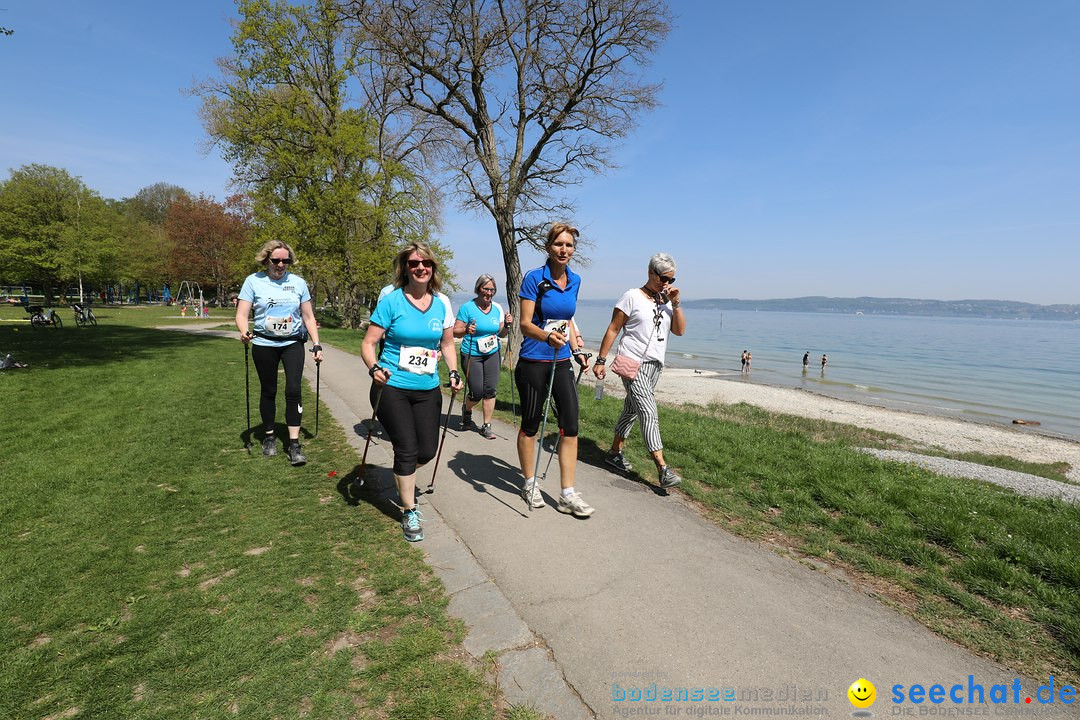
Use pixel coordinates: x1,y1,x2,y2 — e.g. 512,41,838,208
474,274,497,295
648,253,676,277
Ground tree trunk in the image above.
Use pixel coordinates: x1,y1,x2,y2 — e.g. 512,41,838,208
495,210,523,369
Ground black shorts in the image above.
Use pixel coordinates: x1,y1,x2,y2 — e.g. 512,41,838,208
372,384,442,475
514,359,578,437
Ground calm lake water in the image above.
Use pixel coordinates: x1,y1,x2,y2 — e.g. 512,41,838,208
566,305,1080,441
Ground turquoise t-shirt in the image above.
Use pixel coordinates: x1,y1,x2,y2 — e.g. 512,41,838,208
238,271,311,348
370,289,455,391
456,300,505,356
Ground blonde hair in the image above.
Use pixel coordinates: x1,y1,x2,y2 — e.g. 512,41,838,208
394,242,442,294
255,240,295,266
544,223,579,250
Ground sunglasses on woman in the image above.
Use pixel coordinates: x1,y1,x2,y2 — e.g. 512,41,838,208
652,271,675,284
407,259,435,269
269,257,292,266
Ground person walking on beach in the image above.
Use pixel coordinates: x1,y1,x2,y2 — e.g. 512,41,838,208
516,223,593,517
361,243,464,542
454,274,512,439
235,240,323,466
803,351,810,370
594,253,686,489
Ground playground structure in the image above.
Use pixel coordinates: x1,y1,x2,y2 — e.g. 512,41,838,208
174,281,209,318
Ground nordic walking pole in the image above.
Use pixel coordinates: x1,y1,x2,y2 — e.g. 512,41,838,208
574,352,593,386
528,327,564,513
460,326,473,429
541,351,591,481
504,315,517,427
507,343,517,427
358,382,386,479
314,352,321,438
427,371,461,494
243,340,252,454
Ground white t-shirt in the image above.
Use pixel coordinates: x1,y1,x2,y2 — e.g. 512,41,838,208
614,289,672,365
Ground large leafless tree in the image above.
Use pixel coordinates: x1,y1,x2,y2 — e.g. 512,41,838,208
351,0,670,351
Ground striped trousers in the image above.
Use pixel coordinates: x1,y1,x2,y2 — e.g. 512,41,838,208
614,360,664,452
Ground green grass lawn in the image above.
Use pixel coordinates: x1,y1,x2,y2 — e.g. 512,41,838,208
0,318,541,719
0,302,234,329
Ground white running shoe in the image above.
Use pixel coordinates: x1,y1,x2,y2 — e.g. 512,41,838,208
522,480,545,509
556,491,594,518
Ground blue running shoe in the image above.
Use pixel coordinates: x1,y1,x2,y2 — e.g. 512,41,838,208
402,508,425,542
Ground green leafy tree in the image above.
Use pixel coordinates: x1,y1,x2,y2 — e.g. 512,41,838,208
196,0,447,327
0,164,115,303
354,0,670,347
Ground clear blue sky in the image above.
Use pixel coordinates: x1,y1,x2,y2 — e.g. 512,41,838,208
3,1,1078,304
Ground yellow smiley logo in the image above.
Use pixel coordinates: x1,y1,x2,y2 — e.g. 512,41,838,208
848,678,876,709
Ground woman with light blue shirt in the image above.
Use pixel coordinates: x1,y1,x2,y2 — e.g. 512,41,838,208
361,242,464,542
454,274,512,439
235,240,323,466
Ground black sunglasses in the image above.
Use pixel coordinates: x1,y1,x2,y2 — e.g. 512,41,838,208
651,269,675,283
269,257,292,266
407,259,435,269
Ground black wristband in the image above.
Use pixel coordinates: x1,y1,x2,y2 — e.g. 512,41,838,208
311,344,323,353
596,356,607,365
369,364,382,378
449,370,461,383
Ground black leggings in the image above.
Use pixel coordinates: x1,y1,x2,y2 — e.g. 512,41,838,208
515,359,578,437
461,351,499,402
372,384,443,475
251,341,305,432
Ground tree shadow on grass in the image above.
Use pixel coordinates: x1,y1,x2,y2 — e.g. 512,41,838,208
0,324,227,371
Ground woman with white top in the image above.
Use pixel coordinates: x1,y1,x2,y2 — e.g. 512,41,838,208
593,253,686,489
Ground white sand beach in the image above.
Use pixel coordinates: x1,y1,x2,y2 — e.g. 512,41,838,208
599,367,1080,484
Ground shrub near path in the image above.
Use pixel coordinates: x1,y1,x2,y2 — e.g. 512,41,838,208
0,322,532,720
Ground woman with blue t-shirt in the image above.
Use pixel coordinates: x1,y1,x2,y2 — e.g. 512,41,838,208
454,274,513,439
516,223,593,518
361,242,464,542
235,240,323,466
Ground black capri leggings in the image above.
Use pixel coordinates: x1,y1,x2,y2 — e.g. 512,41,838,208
461,351,499,402
372,384,443,475
514,359,578,437
251,341,306,432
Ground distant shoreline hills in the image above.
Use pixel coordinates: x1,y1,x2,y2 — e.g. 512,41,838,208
578,296,1080,321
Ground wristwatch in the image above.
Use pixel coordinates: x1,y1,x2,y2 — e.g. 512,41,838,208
595,356,607,365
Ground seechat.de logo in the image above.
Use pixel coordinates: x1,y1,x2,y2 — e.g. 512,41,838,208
849,678,877,716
